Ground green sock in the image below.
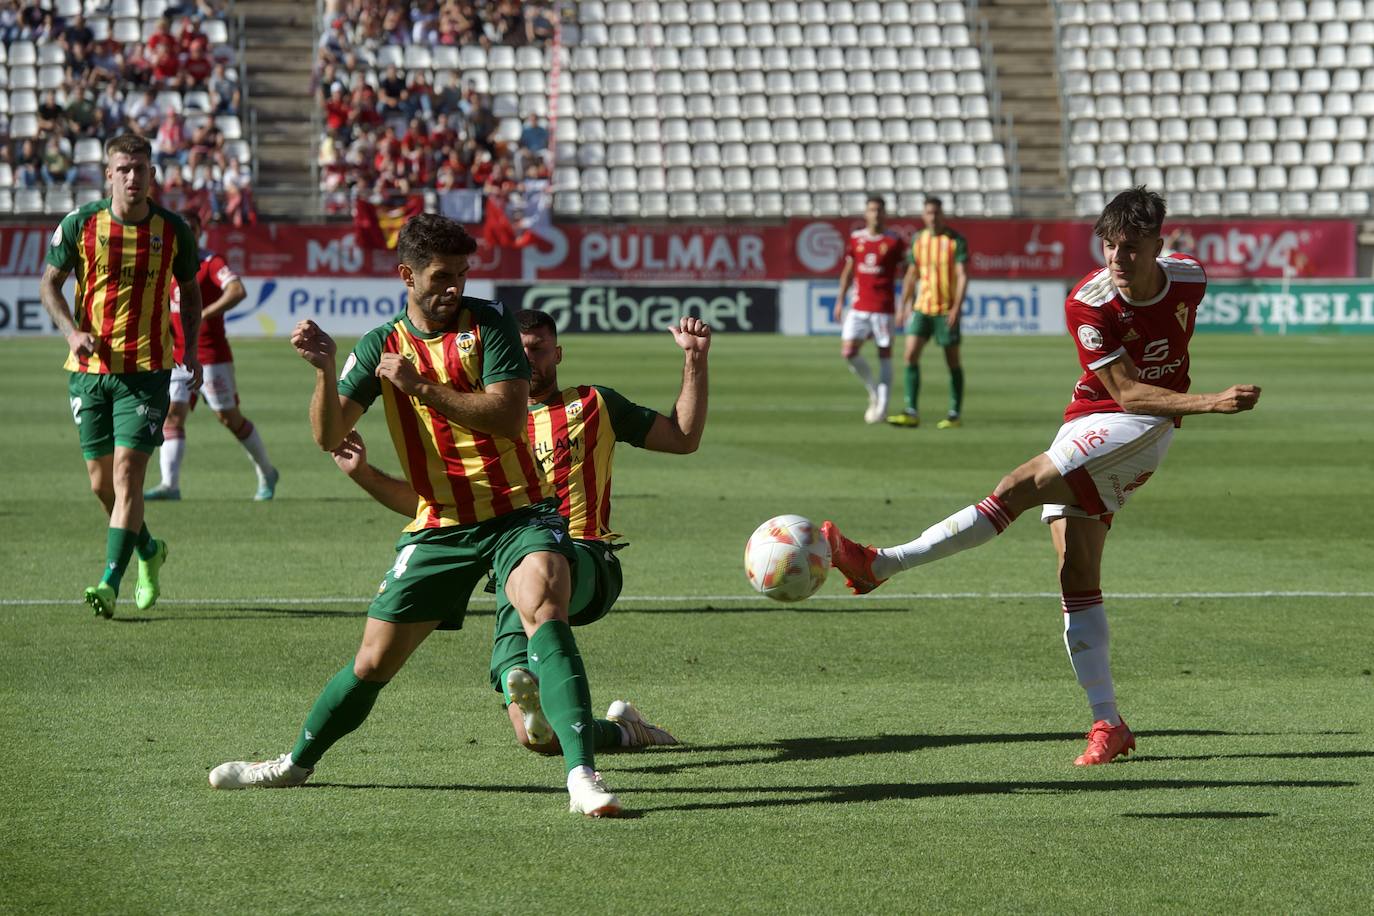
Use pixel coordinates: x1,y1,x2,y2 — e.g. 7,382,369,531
950,367,965,417
291,664,388,769
101,527,139,591
134,524,158,561
593,718,622,750
905,364,921,413
528,620,597,773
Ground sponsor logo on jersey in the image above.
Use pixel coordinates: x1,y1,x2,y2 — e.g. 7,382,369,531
1141,338,1170,362
1077,325,1104,350
1137,357,1185,381
1122,329,1139,342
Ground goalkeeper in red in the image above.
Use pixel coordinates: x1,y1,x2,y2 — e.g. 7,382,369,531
824,187,1262,766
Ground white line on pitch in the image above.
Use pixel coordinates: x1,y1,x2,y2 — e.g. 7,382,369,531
2,590,1371,607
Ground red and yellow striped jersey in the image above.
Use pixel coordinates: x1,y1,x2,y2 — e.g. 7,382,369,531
45,198,200,374
527,385,658,541
339,301,545,531
908,227,970,316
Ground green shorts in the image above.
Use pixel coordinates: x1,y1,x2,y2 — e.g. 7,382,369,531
367,499,576,630
908,313,961,347
488,539,624,693
68,371,172,459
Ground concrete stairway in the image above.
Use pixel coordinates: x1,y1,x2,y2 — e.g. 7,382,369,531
235,1,318,219
973,0,1071,217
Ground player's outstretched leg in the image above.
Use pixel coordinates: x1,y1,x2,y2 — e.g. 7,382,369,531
209,753,313,789
606,700,679,748
823,496,1013,594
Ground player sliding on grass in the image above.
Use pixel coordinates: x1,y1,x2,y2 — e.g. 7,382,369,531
209,215,625,817
824,187,1261,766
40,134,202,619
329,308,711,755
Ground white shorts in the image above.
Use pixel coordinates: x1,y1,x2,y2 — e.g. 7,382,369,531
841,309,893,348
1040,412,1175,525
170,362,239,412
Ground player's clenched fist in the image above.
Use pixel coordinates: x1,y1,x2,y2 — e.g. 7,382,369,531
375,352,426,396
1215,384,1262,414
669,317,712,354
291,319,337,369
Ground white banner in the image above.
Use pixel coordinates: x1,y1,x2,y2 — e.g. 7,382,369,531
799,280,1069,336
0,276,495,338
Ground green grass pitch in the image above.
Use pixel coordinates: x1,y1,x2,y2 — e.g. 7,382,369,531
2,332,1372,913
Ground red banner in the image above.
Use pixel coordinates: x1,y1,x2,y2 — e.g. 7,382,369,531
784,218,1358,280
2,218,1354,281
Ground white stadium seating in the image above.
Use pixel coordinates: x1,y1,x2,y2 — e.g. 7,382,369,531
1056,0,1374,215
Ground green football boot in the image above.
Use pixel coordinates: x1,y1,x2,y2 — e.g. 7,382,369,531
135,538,168,611
84,582,117,619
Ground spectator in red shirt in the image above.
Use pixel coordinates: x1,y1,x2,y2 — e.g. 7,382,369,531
147,18,177,60
183,45,213,87
178,17,208,54
324,86,352,133
152,45,181,86
400,118,430,154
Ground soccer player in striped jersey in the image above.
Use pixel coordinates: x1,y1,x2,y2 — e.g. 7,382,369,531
39,134,203,619
145,210,279,502
889,196,970,429
208,215,624,816
825,188,1261,766
327,308,712,755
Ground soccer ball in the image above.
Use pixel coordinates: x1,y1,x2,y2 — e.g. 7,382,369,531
744,514,831,602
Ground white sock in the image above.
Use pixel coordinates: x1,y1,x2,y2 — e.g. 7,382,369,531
872,496,1011,579
235,421,275,482
160,433,186,488
846,354,876,395
876,358,891,412
1062,594,1121,725
567,764,595,786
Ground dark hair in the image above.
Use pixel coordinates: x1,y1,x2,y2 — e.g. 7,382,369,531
396,213,478,267
865,195,886,209
517,309,557,337
923,196,943,209
105,133,152,161
1095,186,1167,240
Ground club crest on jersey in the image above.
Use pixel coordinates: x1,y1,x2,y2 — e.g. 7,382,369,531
1175,303,1189,329
150,235,163,254
566,399,583,417
456,331,476,352
1077,325,1104,350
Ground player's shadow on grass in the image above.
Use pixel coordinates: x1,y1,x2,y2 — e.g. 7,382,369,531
112,607,366,621
1126,749,1374,763
617,729,1281,775
1122,811,1276,819
636,778,1357,813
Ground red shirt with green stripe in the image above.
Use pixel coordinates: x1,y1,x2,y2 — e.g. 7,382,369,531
527,386,658,542
45,198,200,374
338,299,547,532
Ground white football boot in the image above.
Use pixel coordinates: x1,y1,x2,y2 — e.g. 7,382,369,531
606,700,679,747
567,767,622,817
208,752,312,789
505,668,555,746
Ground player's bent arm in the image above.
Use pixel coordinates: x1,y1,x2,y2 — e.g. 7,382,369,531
950,262,969,320
645,358,708,455
1094,357,1262,416
332,439,417,518
310,371,364,450
39,264,81,334
201,278,246,321
414,377,529,440
834,260,854,318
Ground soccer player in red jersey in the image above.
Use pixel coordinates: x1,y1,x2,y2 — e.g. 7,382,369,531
824,188,1262,765
833,195,905,423
147,211,279,501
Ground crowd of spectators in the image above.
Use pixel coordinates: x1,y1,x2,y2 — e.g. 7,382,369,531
314,0,557,218
1,0,254,223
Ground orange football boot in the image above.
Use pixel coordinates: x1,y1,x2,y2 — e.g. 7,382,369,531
821,521,888,595
1074,719,1136,765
